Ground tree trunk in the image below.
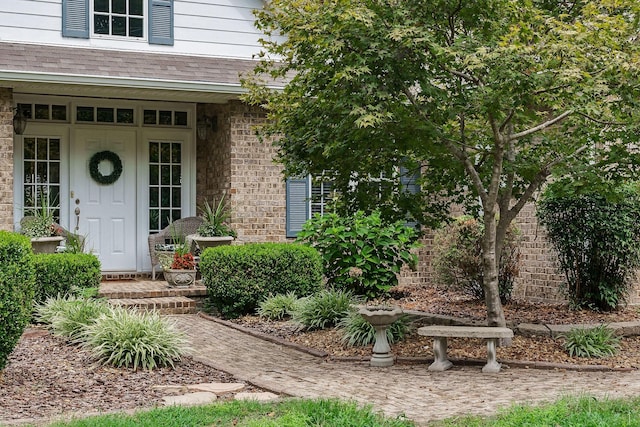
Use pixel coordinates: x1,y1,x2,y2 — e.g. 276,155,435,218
482,212,507,327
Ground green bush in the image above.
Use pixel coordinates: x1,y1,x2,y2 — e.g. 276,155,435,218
81,306,187,371
33,253,101,304
338,310,410,347
563,325,620,358
297,210,420,299
538,184,640,310
291,288,359,331
0,232,35,371
431,216,521,303
201,243,323,319
257,292,301,320
35,295,111,341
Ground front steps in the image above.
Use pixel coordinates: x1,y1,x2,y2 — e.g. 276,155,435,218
99,280,207,314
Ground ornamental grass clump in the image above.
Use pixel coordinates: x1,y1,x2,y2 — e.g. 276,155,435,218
291,288,359,331
257,292,301,320
81,306,187,371
563,324,620,358
35,295,111,341
337,311,411,347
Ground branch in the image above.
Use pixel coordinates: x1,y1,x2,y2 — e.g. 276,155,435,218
449,70,482,86
443,139,489,206
509,110,574,141
575,111,628,126
508,144,590,218
498,109,514,133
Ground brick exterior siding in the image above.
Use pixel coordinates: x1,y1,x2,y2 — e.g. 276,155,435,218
0,88,14,230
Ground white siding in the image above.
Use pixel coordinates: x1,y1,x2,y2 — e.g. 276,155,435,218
0,0,265,59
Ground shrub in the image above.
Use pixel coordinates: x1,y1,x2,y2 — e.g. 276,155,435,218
337,311,410,347
257,292,301,320
297,210,420,299
291,288,359,331
431,216,520,303
563,325,620,358
201,243,323,319
33,253,101,304
81,306,187,371
537,184,640,311
35,295,111,341
0,232,35,371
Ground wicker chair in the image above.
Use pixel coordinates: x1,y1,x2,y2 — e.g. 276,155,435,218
148,216,204,280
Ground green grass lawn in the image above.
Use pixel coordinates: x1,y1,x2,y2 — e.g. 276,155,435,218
41,395,640,427
44,399,415,427
432,395,640,427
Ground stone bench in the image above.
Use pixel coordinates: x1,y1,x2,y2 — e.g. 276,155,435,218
417,325,514,373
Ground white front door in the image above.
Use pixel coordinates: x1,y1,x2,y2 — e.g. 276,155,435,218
71,129,137,271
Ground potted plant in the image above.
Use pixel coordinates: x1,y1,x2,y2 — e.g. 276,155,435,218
20,195,65,253
160,243,197,287
191,192,237,251
160,221,197,287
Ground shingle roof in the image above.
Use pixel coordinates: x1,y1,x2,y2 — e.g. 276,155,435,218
0,42,284,102
0,41,259,86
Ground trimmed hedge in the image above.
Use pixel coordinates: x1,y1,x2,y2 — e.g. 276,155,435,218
0,232,35,371
201,243,323,319
33,253,101,304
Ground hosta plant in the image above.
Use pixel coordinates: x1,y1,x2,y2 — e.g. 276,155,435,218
81,306,187,371
563,325,620,358
338,310,411,347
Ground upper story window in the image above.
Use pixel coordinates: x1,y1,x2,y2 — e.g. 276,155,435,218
94,0,144,38
62,0,174,45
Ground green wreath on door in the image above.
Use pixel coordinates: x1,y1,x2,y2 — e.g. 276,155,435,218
89,150,123,185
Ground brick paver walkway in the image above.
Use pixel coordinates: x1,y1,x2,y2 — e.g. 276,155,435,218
172,314,640,425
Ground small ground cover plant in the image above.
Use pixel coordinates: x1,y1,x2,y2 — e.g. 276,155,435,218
563,324,620,358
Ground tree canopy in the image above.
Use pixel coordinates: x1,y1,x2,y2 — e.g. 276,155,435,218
243,0,640,326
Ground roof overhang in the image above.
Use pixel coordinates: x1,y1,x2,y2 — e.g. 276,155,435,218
0,71,249,103
0,42,284,103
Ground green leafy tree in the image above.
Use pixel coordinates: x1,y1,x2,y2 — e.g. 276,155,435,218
243,0,640,326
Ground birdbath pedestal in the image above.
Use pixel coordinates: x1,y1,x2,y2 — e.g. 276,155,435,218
358,306,403,367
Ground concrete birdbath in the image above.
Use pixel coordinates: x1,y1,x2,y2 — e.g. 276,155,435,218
358,305,404,367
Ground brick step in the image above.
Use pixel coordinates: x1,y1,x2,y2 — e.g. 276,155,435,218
109,296,203,315
99,282,207,300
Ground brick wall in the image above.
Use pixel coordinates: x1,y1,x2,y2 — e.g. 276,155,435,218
196,101,287,243
0,88,14,230
196,100,640,306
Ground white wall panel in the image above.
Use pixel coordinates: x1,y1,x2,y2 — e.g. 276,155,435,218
0,0,266,59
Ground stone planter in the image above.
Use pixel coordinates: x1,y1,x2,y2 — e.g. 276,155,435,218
163,269,197,287
30,236,65,254
189,235,234,251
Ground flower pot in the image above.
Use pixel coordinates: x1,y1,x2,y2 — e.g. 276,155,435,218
30,236,65,254
190,235,234,251
163,269,197,287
